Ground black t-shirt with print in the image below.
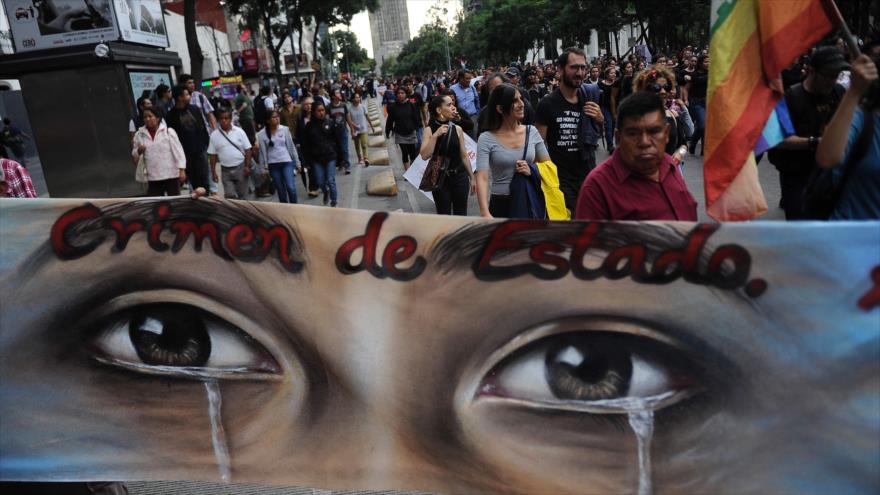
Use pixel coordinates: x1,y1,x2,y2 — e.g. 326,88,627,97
328,102,349,128
536,89,583,175
166,105,208,155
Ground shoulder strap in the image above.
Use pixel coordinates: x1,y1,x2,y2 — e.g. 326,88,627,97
218,129,247,159
522,125,531,161
443,122,455,153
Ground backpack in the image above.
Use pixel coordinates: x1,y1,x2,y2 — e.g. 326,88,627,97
253,96,268,126
801,110,875,219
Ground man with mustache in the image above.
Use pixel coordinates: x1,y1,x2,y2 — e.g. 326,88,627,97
574,92,697,221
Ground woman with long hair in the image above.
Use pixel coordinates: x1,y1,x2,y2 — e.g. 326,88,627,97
385,86,422,171
475,83,550,218
131,107,187,196
256,109,301,204
419,95,473,215
614,61,636,113
598,66,618,152
632,65,694,167
295,97,319,198
687,54,710,154
440,88,475,136
302,100,342,206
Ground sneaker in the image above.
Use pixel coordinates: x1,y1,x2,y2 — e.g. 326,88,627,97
331,202,338,207
364,160,370,167
345,170,351,175
323,191,329,205
308,190,319,198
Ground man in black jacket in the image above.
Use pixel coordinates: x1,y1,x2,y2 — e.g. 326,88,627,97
165,86,211,192
768,46,848,220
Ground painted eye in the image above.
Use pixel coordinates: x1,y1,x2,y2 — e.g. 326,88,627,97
478,331,701,414
88,303,280,380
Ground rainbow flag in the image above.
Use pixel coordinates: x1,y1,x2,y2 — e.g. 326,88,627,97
704,0,836,221
754,98,795,156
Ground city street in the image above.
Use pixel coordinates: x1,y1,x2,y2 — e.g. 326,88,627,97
24,96,785,221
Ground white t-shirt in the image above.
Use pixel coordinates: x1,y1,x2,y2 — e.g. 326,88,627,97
349,104,370,135
207,126,251,167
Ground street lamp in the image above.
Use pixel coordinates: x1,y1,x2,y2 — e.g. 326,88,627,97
444,29,451,72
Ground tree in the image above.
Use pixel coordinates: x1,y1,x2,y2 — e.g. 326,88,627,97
225,0,310,83
183,0,204,83
333,31,369,74
394,25,455,75
304,0,378,64
381,55,399,76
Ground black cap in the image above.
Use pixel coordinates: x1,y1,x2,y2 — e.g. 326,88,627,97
810,46,850,76
505,67,520,77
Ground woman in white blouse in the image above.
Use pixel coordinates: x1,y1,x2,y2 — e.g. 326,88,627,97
256,110,302,203
131,107,187,196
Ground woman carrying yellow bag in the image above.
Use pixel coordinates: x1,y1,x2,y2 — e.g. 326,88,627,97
537,159,570,220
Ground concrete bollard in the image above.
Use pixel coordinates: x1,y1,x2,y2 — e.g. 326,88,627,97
368,149,390,165
366,169,397,196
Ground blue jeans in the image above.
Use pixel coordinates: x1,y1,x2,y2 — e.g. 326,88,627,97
337,127,351,170
601,106,615,150
269,161,298,203
313,160,338,204
691,100,706,151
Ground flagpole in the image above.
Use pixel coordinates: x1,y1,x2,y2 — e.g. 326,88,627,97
822,0,861,59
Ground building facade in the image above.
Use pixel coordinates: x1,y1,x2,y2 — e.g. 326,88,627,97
369,0,411,74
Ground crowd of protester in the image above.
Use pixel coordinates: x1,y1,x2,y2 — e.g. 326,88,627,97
4,34,876,223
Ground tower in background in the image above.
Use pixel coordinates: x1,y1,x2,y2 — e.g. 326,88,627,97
369,0,411,75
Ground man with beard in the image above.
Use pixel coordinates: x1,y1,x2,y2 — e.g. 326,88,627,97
575,92,697,221
536,47,604,212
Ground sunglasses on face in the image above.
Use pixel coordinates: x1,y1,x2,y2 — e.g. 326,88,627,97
650,82,673,93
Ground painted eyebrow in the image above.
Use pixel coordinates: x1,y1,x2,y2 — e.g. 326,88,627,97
427,220,758,305
20,198,307,279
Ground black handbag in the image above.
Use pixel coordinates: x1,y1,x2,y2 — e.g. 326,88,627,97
802,112,874,219
419,122,455,192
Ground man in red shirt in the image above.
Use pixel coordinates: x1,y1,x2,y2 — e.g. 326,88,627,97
575,92,697,221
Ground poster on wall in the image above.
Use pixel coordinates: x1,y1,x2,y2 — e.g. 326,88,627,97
231,49,260,75
0,198,878,494
4,0,118,52
128,70,171,104
112,0,167,47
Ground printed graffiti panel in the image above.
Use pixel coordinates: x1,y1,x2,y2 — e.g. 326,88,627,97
0,198,878,495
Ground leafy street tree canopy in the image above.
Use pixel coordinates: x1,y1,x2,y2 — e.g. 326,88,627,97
384,0,873,76
320,31,372,75
221,0,377,81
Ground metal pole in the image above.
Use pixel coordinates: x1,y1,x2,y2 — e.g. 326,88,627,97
210,23,222,76
444,30,451,72
822,0,861,58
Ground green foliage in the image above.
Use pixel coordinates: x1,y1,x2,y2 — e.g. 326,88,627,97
381,55,399,76
394,24,456,75
321,31,369,73
434,0,717,68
